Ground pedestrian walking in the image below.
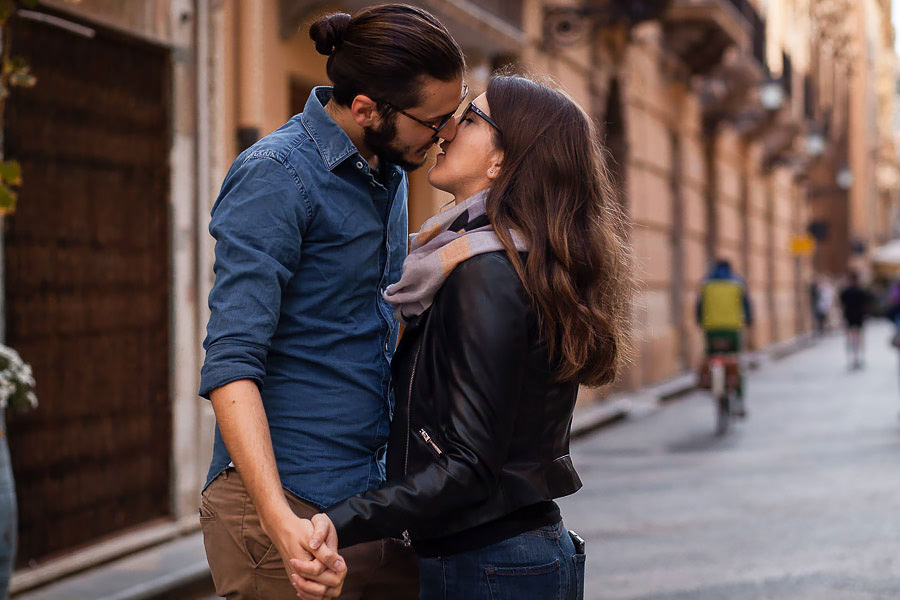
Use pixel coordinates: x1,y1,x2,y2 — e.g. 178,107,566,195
288,75,632,600
839,271,872,369
197,6,466,599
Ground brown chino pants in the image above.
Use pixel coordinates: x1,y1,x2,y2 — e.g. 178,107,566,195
200,468,419,600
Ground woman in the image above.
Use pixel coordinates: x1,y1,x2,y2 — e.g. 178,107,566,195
294,74,632,599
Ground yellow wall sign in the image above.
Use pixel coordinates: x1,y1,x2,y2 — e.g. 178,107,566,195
790,235,816,256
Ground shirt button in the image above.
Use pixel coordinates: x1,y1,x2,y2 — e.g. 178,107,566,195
356,161,364,169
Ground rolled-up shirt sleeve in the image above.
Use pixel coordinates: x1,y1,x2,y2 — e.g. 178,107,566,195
199,155,307,399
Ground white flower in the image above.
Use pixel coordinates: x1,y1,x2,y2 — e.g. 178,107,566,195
0,344,38,413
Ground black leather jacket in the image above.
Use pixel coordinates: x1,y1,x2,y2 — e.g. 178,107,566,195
326,252,582,548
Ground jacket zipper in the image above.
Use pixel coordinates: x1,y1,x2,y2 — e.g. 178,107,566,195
402,344,422,475
418,428,444,455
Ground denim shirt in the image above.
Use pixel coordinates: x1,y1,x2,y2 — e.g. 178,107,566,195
200,87,408,508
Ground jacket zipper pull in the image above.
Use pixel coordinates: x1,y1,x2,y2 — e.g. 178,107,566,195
418,429,443,455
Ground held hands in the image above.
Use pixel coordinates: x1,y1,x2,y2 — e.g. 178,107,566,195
265,512,346,600
288,513,345,600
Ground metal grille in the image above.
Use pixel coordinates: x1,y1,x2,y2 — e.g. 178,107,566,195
3,14,171,565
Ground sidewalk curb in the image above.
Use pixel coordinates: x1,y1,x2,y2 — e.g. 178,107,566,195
571,332,819,438
95,560,211,600
13,532,211,600
570,400,630,440
570,372,695,440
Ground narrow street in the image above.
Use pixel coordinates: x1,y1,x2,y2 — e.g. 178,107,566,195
559,322,900,599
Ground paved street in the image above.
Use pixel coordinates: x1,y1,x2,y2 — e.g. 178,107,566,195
558,322,900,600
20,325,900,600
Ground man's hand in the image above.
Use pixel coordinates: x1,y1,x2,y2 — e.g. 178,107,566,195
264,513,346,600
288,514,345,599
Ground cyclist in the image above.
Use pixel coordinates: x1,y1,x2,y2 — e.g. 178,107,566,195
696,259,753,416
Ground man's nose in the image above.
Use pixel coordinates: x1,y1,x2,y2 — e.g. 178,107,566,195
438,116,459,142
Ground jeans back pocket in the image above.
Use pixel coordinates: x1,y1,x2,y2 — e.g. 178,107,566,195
485,558,562,600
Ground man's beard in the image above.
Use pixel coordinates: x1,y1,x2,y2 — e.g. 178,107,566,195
363,116,430,172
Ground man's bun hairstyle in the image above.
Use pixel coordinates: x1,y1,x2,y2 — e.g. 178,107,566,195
307,4,465,110
309,12,351,56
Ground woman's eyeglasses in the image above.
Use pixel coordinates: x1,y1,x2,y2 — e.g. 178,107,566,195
459,102,502,136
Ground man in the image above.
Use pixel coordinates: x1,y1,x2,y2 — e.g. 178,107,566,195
198,6,466,599
838,271,871,369
696,259,753,416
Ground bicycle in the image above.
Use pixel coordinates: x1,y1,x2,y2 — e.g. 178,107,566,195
698,337,743,435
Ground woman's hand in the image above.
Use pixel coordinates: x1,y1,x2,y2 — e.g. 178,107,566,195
287,513,346,599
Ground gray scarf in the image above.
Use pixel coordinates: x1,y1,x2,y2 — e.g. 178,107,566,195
383,190,528,322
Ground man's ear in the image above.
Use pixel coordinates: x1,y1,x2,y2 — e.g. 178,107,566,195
350,94,380,128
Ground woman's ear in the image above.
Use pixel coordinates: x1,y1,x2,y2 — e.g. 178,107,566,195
487,152,504,181
350,94,379,128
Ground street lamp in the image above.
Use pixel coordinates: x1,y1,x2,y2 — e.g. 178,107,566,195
804,129,826,158
759,78,785,111
836,166,854,190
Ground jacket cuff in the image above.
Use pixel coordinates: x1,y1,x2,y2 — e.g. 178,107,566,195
326,497,393,549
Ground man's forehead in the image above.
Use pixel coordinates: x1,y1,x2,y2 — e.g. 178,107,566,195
414,77,465,116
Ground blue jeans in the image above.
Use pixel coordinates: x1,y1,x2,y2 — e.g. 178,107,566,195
419,521,585,600
0,414,16,600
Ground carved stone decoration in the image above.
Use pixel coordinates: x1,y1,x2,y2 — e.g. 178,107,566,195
543,0,670,49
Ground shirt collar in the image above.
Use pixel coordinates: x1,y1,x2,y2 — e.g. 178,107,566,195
300,86,360,172
301,87,405,184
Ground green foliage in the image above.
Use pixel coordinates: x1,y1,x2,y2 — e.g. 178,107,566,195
0,160,20,185
0,0,55,216
0,183,15,215
6,55,34,88
0,161,19,214
0,161,18,214
0,1,80,215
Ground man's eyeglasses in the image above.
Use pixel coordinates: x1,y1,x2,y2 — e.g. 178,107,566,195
459,102,502,136
380,83,469,140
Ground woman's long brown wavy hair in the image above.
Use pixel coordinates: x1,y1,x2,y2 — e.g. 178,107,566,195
485,75,633,387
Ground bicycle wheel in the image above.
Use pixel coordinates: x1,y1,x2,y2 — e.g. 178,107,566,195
715,393,730,435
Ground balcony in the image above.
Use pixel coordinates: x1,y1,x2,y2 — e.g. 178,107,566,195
663,0,755,75
761,110,803,167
